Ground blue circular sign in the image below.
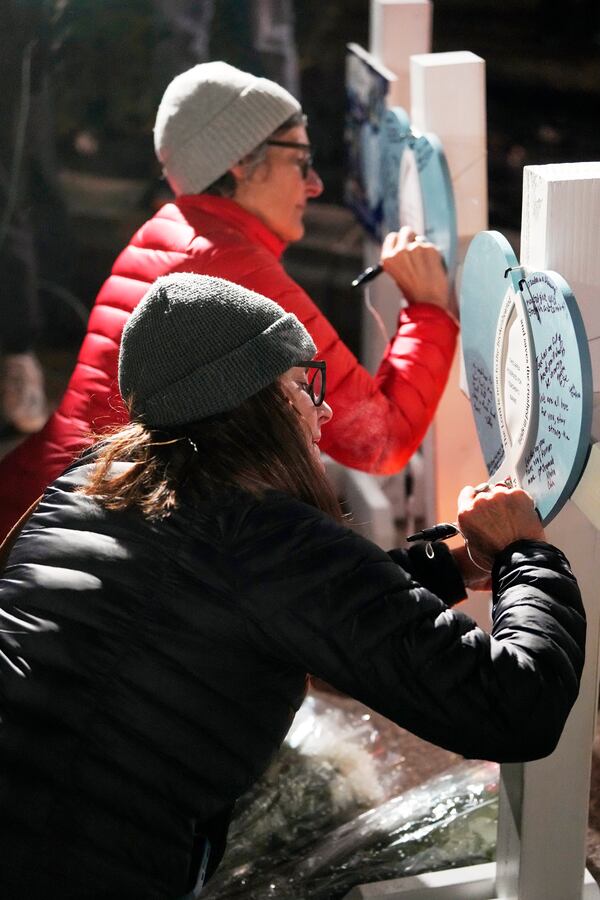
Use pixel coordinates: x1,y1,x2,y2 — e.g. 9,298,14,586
461,231,592,524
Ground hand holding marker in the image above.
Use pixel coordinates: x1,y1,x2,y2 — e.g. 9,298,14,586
352,228,455,356
352,229,451,322
408,481,545,581
406,482,493,547
351,232,430,289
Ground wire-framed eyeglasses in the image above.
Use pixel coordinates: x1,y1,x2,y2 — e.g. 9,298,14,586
266,140,314,180
296,360,326,406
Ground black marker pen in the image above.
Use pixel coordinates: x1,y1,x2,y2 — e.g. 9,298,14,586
351,263,383,289
406,523,459,543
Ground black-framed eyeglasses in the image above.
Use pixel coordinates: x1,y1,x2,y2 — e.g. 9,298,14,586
297,360,326,407
266,140,314,180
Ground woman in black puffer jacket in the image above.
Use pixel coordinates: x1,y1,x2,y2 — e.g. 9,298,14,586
0,273,585,900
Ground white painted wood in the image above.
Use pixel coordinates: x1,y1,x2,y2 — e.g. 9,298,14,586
407,52,489,526
492,164,600,900
521,164,600,346
400,51,491,638
410,51,487,245
370,0,432,109
341,864,599,899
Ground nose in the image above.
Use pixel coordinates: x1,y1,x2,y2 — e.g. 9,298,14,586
305,166,323,198
318,398,333,425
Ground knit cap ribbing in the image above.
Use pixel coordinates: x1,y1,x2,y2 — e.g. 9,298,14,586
154,61,301,196
118,273,316,427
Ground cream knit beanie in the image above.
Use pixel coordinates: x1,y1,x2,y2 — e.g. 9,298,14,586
154,61,302,196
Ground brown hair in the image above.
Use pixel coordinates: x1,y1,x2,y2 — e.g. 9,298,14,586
203,112,307,198
82,381,342,522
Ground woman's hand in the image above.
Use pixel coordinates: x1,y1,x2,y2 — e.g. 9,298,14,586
456,482,546,573
380,226,450,311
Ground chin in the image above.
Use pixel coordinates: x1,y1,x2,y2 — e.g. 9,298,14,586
279,221,305,243
284,230,304,244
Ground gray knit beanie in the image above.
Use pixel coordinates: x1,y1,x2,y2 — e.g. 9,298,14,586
154,61,302,196
118,273,316,427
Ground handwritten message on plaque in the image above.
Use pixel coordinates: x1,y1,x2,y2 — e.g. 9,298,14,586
461,230,591,524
